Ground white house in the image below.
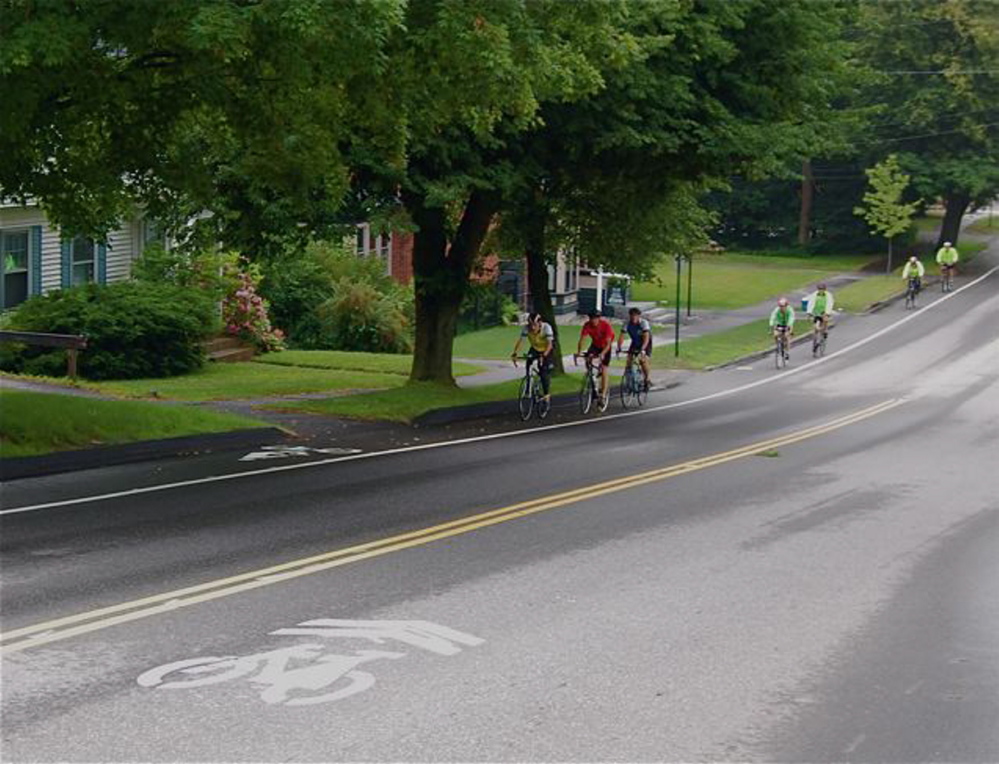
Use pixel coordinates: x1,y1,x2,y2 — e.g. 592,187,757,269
0,202,160,312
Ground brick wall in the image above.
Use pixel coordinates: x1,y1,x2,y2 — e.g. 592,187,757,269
389,232,414,284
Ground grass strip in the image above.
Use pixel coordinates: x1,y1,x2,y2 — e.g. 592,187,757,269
87,362,409,401
453,325,525,360
651,320,777,370
0,390,263,458
632,251,878,310
252,349,483,377
261,374,584,424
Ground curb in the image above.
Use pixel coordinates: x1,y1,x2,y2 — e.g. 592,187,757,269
866,276,941,314
414,392,579,427
709,332,817,370
0,427,288,481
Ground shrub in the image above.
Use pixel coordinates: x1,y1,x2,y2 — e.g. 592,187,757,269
221,266,285,352
0,282,217,380
260,239,415,351
458,282,520,333
132,243,239,300
316,279,413,354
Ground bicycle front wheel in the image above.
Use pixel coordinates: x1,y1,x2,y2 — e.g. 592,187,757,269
518,376,533,421
535,379,551,420
579,373,594,414
620,369,636,409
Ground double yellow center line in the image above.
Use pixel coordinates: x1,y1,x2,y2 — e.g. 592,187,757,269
0,398,904,654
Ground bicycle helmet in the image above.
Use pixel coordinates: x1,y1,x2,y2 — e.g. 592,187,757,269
527,312,543,324
587,310,602,319
817,283,827,290
909,256,919,262
777,297,789,307
943,241,952,247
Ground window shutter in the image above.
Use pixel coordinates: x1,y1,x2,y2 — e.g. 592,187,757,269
30,225,43,295
60,238,72,287
97,242,108,284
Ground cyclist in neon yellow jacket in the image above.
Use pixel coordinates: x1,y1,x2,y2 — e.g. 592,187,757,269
804,284,834,340
936,241,959,267
902,256,925,293
769,298,795,360
936,241,958,291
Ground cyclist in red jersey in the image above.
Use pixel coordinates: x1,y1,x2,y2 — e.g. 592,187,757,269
576,310,615,403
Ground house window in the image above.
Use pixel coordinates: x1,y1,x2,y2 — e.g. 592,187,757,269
375,232,391,261
71,237,96,285
547,264,556,292
1,230,30,310
142,219,164,251
355,225,367,256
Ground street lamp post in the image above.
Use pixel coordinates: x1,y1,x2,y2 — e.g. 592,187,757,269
674,254,682,357
686,254,693,318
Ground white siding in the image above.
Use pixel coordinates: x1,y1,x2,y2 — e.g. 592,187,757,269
105,223,136,283
0,205,139,293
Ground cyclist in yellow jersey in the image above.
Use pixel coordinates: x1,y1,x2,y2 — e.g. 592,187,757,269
511,312,555,400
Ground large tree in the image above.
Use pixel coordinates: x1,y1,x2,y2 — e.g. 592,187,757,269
0,0,406,246
858,0,999,246
494,0,855,367
362,0,625,384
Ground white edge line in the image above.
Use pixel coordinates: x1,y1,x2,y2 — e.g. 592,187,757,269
3,264,996,516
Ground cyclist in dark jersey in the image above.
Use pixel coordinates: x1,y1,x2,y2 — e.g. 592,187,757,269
617,307,652,389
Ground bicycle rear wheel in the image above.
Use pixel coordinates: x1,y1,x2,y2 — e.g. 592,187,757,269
636,376,649,406
775,339,786,369
518,376,533,421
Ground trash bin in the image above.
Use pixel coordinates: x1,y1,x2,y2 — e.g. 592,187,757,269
800,297,808,312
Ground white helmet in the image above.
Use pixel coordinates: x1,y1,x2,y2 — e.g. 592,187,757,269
910,256,918,262
944,241,952,247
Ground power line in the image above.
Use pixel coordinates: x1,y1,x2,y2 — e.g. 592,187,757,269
880,69,999,75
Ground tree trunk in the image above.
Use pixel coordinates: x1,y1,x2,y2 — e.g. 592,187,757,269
524,206,565,374
406,189,499,384
937,193,970,249
886,236,893,274
798,159,814,247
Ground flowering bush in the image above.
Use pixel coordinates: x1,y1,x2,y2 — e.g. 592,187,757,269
221,263,285,352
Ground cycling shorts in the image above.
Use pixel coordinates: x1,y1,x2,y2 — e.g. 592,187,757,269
628,342,652,357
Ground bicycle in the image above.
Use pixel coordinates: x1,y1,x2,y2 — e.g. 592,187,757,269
575,353,608,414
904,277,920,310
773,325,791,369
940,264,955,293
619,349,649,408
810,315,829,358
513,354,551,421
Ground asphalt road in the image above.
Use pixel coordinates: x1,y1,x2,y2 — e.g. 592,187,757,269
2,250,998,762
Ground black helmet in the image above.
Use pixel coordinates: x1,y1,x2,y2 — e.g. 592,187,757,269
587,310,602,319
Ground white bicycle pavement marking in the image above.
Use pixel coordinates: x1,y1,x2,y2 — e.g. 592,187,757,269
137,619,484,707
239,445,363,462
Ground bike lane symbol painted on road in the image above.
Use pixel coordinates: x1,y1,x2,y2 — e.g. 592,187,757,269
137,620,484,707
239,445,362,462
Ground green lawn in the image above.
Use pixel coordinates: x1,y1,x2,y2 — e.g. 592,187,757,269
632,251,878,310
651,320,776,370
253,349,483,376
912,216,941,234
966,216,997,235
86,362,410,401
263,375,583,423
0,390,264,458
453,325,524,360
835,275,909,313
